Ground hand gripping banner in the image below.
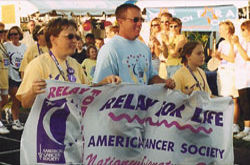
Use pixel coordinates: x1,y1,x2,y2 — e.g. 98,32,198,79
20,80,234,165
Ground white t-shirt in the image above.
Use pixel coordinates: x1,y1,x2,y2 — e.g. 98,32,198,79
218,40,236,67
93,35,157,84
4,42,26,82
234,40,250,89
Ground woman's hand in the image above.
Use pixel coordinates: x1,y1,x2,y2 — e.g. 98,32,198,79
32,79,46,95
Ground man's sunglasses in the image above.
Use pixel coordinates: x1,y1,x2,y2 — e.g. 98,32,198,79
0,30,5,33
124,17,145,23
9,33,19,36
64,34,78,40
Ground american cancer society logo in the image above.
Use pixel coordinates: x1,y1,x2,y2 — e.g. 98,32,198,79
36,98,70,164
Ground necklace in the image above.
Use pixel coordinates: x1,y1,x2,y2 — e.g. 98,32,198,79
49,50,76,82
186,65,205,91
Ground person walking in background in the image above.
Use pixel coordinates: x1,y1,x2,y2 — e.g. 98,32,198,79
232,20,250,141
19,24,48,78
4,26,27,131
16,18,120,109
93,3,175,88
71,34,86,64
95,37,104,51
173,41,212,96
21,20,36,48
0,22,9,134
81,45,98,83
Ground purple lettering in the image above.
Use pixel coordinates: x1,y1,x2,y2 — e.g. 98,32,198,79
215,112,223,126
113,94,126,108
136,95,146,110
115,136,124,147
156,140,162,150
124,94,135,110
97,135,107,146
88,136,95,147
130,137,137,148
191,107,202,123
188,145,198,155
99,97,116,111
108,135,115,146
168,141,174,152
169,104,185,118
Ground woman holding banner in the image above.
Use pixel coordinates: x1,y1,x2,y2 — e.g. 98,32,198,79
16,18,121,109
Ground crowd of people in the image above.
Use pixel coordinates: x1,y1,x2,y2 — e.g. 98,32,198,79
0,4,249,143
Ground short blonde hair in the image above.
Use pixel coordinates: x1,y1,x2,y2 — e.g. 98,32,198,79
219,20,235,35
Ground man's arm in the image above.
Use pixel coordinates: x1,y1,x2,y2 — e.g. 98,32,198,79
149,75,175,89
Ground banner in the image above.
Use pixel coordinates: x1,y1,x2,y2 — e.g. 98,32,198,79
146,5,237,31
21,80,234,164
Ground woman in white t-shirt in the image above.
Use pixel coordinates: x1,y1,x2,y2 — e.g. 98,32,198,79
213,21,240,134
4,26,26,131
232,20,250,141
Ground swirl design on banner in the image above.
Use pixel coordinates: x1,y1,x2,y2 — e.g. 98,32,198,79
108,112,213,134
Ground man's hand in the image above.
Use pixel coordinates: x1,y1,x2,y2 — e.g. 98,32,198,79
164,78,175,89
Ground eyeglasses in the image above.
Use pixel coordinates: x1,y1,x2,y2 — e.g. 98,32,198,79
64,34,78,40
151,24,160,27
9,33,19,36
170,25,178,28
124,17,145,23
0,30,4,33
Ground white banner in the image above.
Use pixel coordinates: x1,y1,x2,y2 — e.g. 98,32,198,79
21,80,234,165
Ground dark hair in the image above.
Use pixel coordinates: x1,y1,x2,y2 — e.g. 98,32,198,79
95,37,104,41
115,3,141,20
85,33,95,39
180,41,201,64
45,18,77,48
7,26,23,40
32,25,45,41
169,17,182,33
86,44,97,58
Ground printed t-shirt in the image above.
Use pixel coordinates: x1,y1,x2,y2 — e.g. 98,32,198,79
173,66,212,96
16,52,88,101
93,35,157,84
20,43,49,72
81,58,96,83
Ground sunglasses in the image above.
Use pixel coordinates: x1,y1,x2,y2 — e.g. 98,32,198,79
170,25,178,28
125,17,145,23
0,30,4,33
9,33,19,36
64,34,78,40
151,24,160,27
